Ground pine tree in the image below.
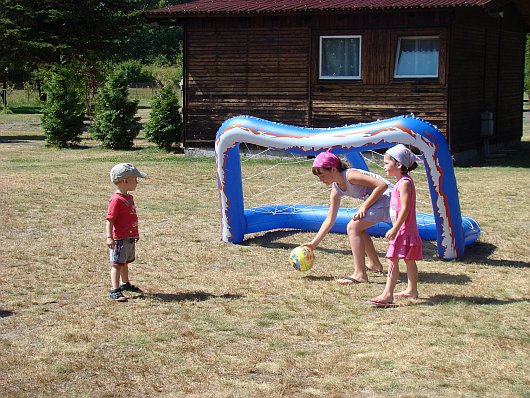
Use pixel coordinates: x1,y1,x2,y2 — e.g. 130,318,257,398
90,66,140,150
144,85,183,151
41,66,85,147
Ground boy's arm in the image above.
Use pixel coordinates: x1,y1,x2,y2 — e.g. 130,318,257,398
106,219,115,248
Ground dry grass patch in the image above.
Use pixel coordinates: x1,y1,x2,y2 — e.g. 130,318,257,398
0,124,529,397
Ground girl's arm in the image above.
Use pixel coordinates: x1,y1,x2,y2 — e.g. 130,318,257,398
303,190,341,250
347,170,388,221
385,179,412,241
106,219,115,248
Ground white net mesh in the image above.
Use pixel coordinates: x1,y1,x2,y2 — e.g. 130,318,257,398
239,143,433,215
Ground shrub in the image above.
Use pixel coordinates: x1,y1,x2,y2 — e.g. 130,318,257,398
41,67,85,147
144,85,182,150
90,65,141,150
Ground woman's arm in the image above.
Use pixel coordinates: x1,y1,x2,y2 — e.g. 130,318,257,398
303,190,341,250
347,170,388,220
385,179,412,241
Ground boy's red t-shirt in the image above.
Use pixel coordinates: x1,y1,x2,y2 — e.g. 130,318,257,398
106,192,139,239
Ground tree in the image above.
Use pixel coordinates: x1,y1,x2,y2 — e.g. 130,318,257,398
41,66,86,147
90,64,141,150
144,84,182,150
0,1,184,85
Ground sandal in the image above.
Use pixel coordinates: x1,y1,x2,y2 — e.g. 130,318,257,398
336,276,365,285
120,282,142,293
110,288,127,302
366,298,397,308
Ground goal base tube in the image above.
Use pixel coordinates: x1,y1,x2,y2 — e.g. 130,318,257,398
244,205,482,248
215,115,481,259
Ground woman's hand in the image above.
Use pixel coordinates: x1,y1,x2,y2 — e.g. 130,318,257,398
302,242,316,251
353,204,367,221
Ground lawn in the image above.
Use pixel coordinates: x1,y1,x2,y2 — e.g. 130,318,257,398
0,101,528,397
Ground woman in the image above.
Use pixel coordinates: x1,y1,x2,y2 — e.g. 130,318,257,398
303,150,392,284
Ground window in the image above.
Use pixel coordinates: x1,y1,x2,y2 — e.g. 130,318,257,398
394,36,439,78
319,36,361,80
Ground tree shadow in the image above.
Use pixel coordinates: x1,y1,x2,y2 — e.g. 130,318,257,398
141,291,243,302
0,309,15,318
9,106,43,114
0,135,45,143
421,294,529,306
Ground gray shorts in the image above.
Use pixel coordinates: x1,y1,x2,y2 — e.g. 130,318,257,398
109,238,136,266
364,206,391,224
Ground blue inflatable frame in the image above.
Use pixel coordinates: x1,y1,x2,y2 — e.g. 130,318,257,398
215,115,481,259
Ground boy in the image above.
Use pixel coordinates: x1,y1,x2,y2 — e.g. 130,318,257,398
106,163,147,301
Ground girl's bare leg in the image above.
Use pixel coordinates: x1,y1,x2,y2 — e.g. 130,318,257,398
369,258,400,303
396,260,419,298
338,220,376,283
362,232,384,272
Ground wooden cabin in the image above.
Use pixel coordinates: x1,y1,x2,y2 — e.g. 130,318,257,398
146,0,530,162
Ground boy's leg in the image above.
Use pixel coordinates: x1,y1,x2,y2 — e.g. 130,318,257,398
110,266,122,290
110,265,127,301
120,264,130,285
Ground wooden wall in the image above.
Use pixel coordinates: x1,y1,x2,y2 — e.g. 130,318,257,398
185,26,310,144
182,9,526,153
448,6,526,152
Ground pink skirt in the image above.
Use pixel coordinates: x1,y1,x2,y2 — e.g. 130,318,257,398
386,234,423,260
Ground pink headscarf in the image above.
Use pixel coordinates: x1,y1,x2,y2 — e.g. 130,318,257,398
386,144,420,169
313,149,340,168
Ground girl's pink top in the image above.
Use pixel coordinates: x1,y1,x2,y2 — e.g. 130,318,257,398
386,175,423,260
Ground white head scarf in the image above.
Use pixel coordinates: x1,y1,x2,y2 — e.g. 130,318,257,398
386,144,421,169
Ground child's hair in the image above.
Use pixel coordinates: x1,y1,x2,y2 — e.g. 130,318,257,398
312,160,349,175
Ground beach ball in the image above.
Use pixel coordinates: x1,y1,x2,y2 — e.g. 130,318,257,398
289,246,315,272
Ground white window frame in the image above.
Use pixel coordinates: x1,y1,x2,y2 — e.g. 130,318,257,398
394,35,440,79
319,35,362,80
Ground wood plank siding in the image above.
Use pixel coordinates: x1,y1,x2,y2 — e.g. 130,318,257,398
184,12,451,146
448,5,526,152
185,25,310,144
181,9,527,153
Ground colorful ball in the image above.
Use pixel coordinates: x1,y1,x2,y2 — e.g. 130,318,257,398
289,246,315,272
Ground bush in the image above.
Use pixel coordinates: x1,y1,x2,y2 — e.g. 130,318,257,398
41,66,85,147
90,65,141,150
144,85,182,150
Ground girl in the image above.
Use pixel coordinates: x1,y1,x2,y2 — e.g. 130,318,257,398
367,144,422,307
303,150,392,284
